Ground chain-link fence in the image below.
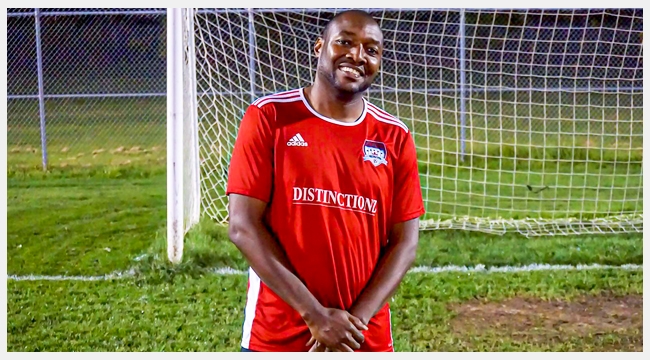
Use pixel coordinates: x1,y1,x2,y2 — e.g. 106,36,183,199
7,8,168,170
7,8,643,172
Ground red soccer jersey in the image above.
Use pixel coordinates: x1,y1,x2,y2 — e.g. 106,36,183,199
226,88,425,352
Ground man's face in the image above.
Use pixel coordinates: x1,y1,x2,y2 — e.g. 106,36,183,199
314,14,383,95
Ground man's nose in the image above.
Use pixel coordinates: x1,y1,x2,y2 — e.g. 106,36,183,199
346,46,367,64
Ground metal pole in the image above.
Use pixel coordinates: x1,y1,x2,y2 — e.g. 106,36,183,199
167,8,184,263
185,9,201,227
459,9,467,162
248,8,256,102
34,8,48,170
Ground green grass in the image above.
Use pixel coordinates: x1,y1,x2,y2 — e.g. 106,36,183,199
7,175,166,276
8,95,642,223
7,97,166,170
6,94,643,351
139,217,642,274
7,166,643,351
7,268,642,352
8,181,643,278
391,270,643,352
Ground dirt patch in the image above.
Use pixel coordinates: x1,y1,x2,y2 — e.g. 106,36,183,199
450,293,642,350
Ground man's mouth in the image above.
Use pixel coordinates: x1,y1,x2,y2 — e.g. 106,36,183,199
339,66,363,79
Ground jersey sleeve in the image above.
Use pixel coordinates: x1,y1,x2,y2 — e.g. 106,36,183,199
226,104,274,203
390,132,425,225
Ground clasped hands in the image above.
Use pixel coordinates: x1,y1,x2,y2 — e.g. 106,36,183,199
304,307,368,352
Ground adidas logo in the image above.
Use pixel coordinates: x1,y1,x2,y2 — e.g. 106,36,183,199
287,133,308,147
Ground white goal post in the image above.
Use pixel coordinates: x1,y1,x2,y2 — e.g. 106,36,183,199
167,8,200,263
168,8,643,262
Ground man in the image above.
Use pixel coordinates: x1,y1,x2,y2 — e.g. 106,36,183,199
226,9,424,352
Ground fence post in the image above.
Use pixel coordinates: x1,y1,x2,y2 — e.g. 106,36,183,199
248,8,256,102
34,8,48,170
459,8,467,162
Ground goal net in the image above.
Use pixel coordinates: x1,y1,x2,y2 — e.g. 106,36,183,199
173,8,643,244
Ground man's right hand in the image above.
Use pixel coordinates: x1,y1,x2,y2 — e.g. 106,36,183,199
304,307,368,352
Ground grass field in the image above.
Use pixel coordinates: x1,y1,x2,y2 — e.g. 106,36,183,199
7,94,643,351
7,165,644,351
11,94,640,227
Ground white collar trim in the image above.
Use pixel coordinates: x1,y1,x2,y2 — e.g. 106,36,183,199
299,87,366,126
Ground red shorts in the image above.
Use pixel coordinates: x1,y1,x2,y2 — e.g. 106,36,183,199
241,302,394,352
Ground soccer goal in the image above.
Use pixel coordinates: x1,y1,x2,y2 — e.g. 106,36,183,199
167,8,643,262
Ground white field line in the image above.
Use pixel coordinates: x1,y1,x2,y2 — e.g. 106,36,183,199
7,263,642,281
7,269,136,282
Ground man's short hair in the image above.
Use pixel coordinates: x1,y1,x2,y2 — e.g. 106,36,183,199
321,9,380,40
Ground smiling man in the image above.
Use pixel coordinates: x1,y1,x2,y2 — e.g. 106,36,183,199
226,9,425,352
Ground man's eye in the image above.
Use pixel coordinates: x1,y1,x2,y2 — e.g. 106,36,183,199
337,39,350,45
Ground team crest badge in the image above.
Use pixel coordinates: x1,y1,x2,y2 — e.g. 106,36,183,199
363,140,388,167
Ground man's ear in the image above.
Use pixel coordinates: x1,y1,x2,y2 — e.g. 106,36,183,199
314,37,323,56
